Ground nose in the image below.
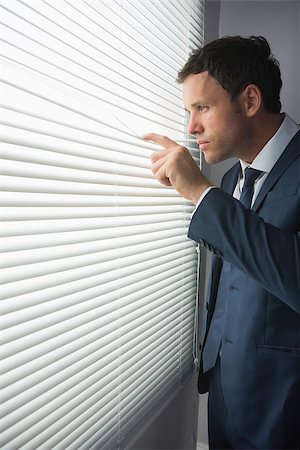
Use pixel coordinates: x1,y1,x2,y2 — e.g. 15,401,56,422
187,114,203,135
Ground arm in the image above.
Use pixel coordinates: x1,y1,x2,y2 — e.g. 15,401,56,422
189,188,300,313
144,133,300,313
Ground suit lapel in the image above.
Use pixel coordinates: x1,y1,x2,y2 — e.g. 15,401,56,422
253,130,300,211
221,162,240,194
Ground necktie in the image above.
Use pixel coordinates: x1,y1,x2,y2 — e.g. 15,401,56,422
239,167,262,209
201,167,262,372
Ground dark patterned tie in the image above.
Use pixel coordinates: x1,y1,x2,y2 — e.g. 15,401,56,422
239,167,262,209
201,167,263,372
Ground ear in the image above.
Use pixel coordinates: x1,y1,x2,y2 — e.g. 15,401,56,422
240,84,262,117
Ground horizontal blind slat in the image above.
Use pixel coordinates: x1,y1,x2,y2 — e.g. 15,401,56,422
0,219,187,252
0,245,195,300
1,277,196,349
1,106,190,157
0,205,194,221
0,256,196,316
0,213,190,237
0,237,192,284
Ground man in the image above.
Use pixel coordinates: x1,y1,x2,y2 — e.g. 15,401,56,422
144,36,300,449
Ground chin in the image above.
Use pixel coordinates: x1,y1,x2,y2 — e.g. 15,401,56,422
203,149,231,165
203,152,221,165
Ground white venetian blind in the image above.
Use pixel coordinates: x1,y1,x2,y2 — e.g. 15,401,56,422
0,0,204,449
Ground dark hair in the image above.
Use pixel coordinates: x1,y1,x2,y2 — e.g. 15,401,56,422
177,36,282,113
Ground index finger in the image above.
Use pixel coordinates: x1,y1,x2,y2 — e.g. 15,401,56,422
142,133,177,149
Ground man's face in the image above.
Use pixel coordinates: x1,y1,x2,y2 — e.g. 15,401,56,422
183,71,252,164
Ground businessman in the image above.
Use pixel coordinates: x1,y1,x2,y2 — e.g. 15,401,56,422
144,36,300,449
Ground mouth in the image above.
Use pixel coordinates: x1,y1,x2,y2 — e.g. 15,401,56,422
196,140,209,150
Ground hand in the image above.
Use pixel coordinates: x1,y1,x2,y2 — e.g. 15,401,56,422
143,133,213,204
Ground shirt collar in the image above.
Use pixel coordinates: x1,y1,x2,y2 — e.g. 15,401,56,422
240,113,300,175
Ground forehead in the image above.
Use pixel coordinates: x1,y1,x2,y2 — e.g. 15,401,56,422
182,71,228,107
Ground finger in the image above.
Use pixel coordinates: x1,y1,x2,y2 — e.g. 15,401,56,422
142,133,177,149
150,149,168,164
152,165,172,187
150,154,172,185
151,153,167,174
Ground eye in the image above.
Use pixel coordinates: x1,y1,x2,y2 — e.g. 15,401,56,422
197,105,208,112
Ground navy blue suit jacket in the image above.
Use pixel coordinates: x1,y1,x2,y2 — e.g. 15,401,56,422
188,130,300,448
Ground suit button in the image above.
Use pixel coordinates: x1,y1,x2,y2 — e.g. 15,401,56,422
230,285,239,291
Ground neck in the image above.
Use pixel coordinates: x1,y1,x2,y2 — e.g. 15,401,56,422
242,113,284,164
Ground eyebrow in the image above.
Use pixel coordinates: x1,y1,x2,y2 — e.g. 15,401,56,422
191,101,207,107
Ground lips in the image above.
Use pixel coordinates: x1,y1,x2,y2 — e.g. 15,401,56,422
197,140,209,150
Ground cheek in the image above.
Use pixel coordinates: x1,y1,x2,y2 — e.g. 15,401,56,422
205,109,245,147
205,110,229,134
218,116,244,144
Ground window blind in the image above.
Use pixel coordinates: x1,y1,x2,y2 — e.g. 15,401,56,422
0,1,204,449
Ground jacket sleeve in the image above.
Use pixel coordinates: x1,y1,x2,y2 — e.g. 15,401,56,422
188,188,300,313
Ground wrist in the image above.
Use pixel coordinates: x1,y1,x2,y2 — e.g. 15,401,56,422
191,183,214,205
